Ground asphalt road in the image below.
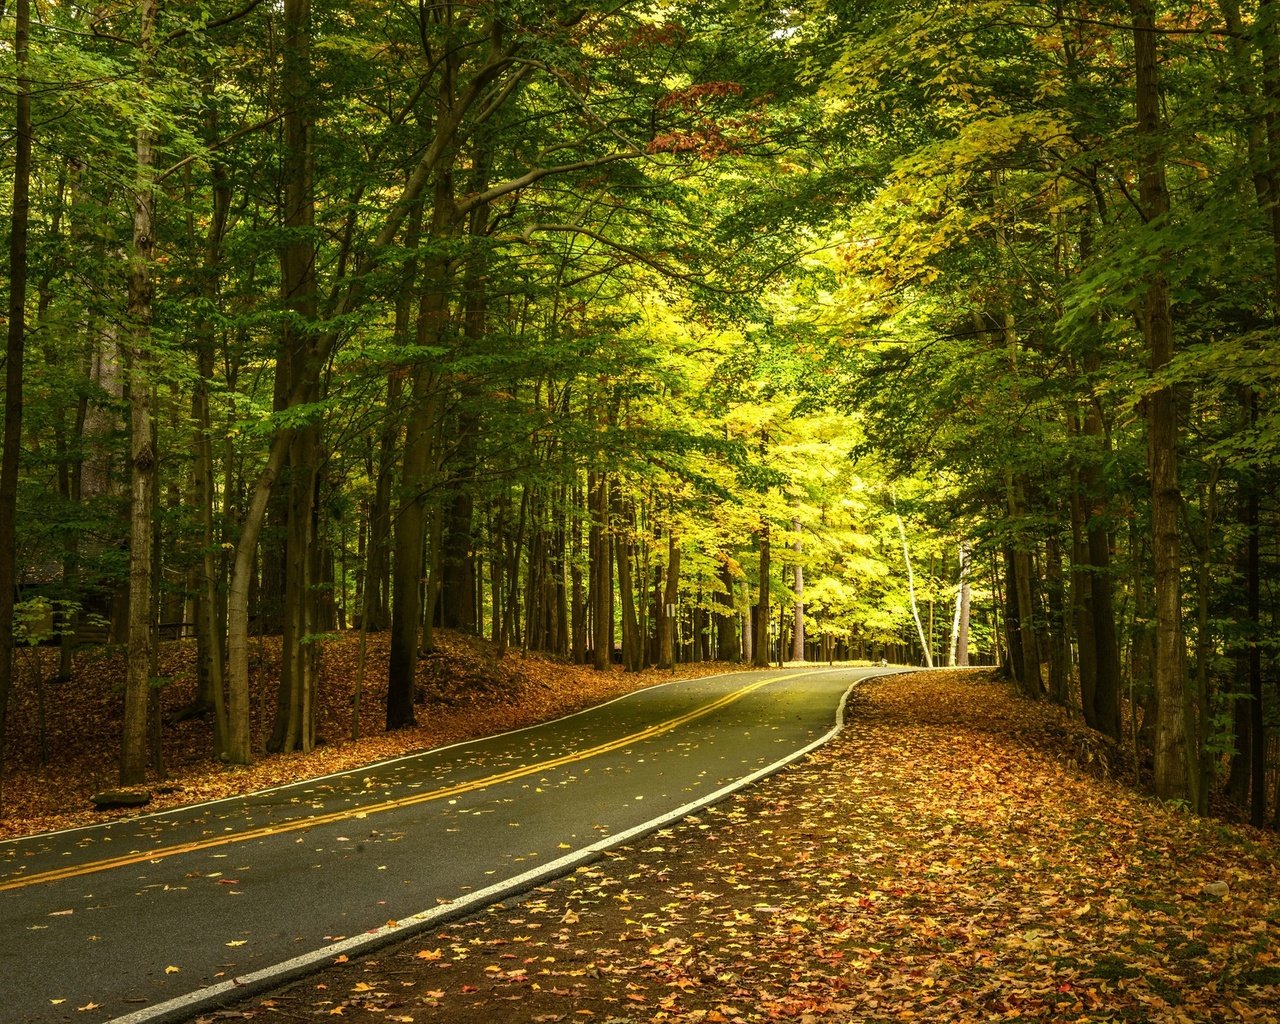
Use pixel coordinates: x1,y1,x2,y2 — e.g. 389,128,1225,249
1,665,898,1024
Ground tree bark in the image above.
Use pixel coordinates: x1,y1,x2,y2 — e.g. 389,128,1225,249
589,472,612,671
191,80,231,755
791,519,805,662
949,541,971,666
616,497,644,672
0,0,32,764
269,0,321,754
658,529,680,670
1004,474,1040,696
1131,0,1197,805
387,266,449,728
894,504,933,669
715,556,740,662
120,0,159,786
752,522,771,668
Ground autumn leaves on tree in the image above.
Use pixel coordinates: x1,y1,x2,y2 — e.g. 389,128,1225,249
0,0,1277,825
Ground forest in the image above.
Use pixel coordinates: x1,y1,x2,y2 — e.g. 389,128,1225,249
0,0,1276,827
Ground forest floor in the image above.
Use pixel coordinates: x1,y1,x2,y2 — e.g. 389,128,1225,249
0,630,732,839
205,670,1280,1024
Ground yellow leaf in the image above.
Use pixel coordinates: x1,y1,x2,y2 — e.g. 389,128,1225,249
165,965,181,974
50,1000,66,1006
77,1004,101,1012
226,940,247,947
416,948,443,961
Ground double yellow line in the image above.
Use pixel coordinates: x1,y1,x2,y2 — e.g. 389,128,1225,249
1,673,786,893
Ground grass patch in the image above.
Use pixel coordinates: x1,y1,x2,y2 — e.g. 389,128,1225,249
1091,954,1143,981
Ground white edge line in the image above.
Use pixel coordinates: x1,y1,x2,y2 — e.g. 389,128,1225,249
2,667,762,845
105,667,910,1024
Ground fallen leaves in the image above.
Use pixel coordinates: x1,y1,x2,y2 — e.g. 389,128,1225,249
0,629,730,840
212,670,1280,1024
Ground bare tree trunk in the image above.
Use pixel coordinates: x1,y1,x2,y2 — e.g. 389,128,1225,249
226,433,293,764
615,493,644,672
715,556,740,662
589,472,612,671
191,89,230,755
120,0,159,786
1045,533,1072,705
387,311,445,727
949,541,971,666
0,0,32,767
658,529,680,670
1131,0,1197,806
894,503,933,669
791,519,805,662
571,484,586,662
752,522,771,668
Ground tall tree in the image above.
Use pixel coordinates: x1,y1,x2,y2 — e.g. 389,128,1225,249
120,0,160,786
1130,0,1196,806
0,0,32,764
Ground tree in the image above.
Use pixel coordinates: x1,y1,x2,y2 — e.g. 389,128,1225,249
0,0,32,765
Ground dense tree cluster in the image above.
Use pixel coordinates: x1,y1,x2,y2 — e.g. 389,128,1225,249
0,0,1275,824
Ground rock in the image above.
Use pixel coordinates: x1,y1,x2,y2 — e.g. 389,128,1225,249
90,790,152,810
1201,880,1230,898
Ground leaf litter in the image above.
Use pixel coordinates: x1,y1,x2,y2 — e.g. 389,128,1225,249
0,629,728,839
206,670,1280,1024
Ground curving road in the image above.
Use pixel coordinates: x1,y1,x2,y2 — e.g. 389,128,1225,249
1,665,900,1024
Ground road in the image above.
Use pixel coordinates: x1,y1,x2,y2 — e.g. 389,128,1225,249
1,665,898,1024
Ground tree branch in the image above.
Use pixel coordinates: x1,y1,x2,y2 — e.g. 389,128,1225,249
156,112,285,181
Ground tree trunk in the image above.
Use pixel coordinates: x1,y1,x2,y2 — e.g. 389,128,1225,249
752,522,771,668
1004,474,1040,696
1068,447,1099,727
894,504,933,669
191,87,231,755
120,0,159,786
715,557,740,662
589,472,612,671
1079,395,1123,739
791,519,805,662
226,431,294,764
440,145,491,635
1243,408,1265,825
387,301,447,727
0,0,32,766
949,541,971,666
571,484,586,662
1131,0,1197,805
269,0,320,754
1045,534,1071,706
658,529,680,670
616,508,643,672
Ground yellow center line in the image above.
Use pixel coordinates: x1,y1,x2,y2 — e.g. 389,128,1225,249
1,673,791,893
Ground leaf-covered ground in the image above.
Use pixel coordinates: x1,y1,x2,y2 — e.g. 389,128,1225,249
0,631,729,840
217,670,1280,1024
